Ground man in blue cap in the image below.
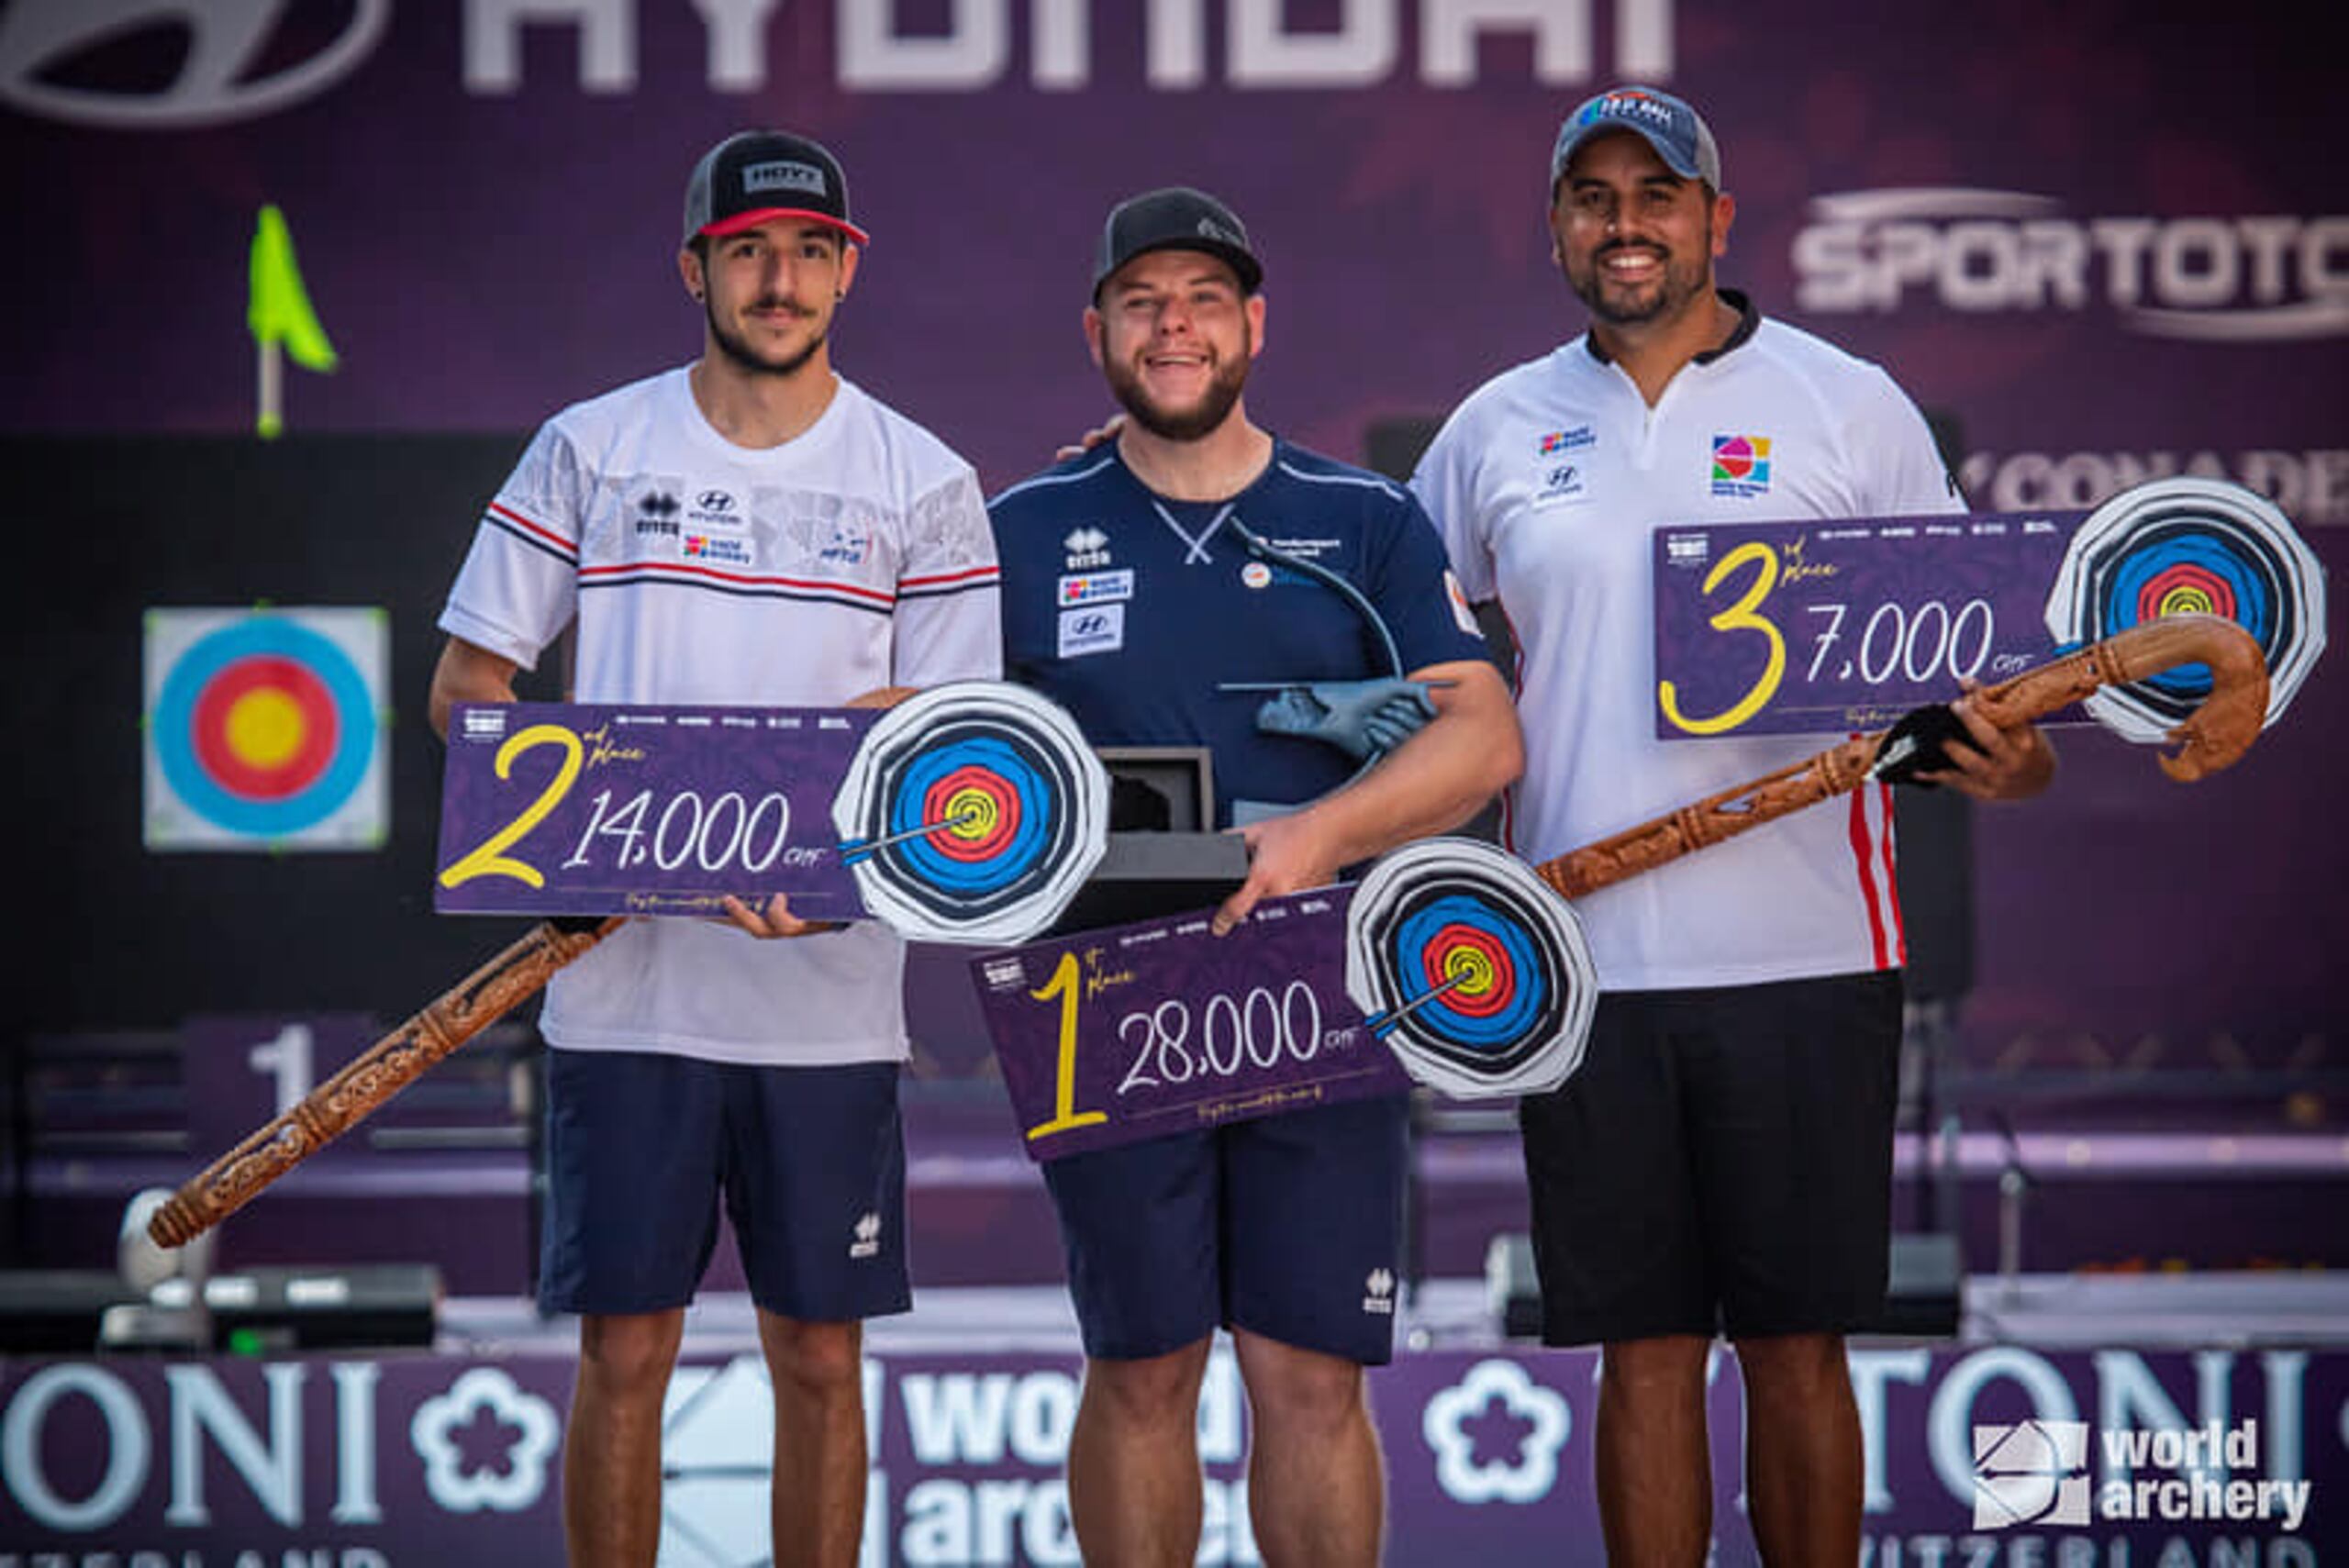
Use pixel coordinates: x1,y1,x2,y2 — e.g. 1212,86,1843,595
1412,86,2056,1564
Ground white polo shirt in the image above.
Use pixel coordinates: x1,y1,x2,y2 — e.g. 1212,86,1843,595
1412,299,1964,991
440,367,1002,1063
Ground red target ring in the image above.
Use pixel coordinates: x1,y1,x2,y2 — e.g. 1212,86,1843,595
2136,562,2236,622
189,655,340,800
921,764,1022,862
1421,921,1519,1018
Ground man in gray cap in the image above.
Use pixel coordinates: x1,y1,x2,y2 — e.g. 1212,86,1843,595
429,129,1000,1568
991,186,1521,1567
1410,87,2056,1563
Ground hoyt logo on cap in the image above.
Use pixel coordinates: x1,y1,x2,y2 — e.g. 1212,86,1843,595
1093,186,1264,299
685,129,871,248
1551,85,1722,193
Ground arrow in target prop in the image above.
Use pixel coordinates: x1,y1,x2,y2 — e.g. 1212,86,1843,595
436,681,1107,948
968,838,1601,1163
832,684,1108,946
1343,838,1598,1099
2044,476,2325,744
144,606,389,851
1650,476,2324,742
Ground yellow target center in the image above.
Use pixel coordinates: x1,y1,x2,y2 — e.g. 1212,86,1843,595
226,688,306,768
1442,947,1497,998
945,786,999,840
2157,585,2217,616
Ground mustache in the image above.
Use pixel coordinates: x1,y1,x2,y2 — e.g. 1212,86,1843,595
1594,239,1670,261
741,295,816,316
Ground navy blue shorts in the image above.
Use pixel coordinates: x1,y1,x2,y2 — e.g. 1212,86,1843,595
1041,1092,1410,1364
537,1049,910,1323
1518,970,1902,1346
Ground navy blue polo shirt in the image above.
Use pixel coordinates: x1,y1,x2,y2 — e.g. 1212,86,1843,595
988,439,1491,825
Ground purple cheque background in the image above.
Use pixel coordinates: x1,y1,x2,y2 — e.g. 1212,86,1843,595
3,3,2343,1073
1651,512,2085,736
433,701,873,917
973,889,1411,1161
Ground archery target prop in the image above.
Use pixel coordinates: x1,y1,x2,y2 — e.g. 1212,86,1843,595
144,607,389,851
2045,477,2325,743
831,682,1108,945
1345,838,1598,1098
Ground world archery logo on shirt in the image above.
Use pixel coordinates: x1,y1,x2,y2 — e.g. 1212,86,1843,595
685,534,753,566
1711,434,1774,497
1058,569,1134,607
1532,427,1597,506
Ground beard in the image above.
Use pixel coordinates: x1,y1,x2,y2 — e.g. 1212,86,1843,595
1103,334,1252,442
707,291,829,378
1569,234,1713,328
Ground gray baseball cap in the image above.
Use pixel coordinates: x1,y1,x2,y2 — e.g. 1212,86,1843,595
1550,85,1722,192
1092,187,1264,299
684,130,870,247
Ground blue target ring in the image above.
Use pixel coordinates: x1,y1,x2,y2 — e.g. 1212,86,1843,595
2048,479,2323,744
152,617,376,837
2095,528,2278,701
885,732,1054,897
1390,892,1550,1053
1345,839,1597,1098
833,684,1108,945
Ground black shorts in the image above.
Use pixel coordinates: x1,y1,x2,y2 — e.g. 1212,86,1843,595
1517,970,1901,1346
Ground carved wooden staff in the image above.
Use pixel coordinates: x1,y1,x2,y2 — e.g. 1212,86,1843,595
146,917,622,1248
1533,612,2268,902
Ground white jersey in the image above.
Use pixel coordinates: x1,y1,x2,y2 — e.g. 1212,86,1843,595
440,367,1002,1064
1412,299,1964,991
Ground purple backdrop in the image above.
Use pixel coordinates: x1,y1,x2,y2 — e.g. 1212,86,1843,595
5,2,2343,1075
2,4,2341,510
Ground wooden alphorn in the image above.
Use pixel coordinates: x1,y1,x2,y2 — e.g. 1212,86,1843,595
1535,613,2268,903
146,917,624,1249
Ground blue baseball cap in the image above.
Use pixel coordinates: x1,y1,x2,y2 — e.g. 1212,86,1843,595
1550,85,1722,192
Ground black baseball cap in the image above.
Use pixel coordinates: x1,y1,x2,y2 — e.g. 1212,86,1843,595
683,130,870,248
1092,187,1264,299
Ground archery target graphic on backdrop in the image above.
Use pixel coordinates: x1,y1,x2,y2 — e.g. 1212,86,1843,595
2045,478,2326,744
831,682,1108,946
144,607,390,850
1344,838,1598,1099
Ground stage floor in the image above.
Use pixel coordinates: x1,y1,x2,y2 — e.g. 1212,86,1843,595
432,1269,2349,1361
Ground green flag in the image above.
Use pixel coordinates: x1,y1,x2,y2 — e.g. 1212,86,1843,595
249,205,337,437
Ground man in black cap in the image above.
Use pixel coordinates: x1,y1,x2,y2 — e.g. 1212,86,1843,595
1411,86,2054,1564
429,130,1001,1568
990,187,1523,1566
